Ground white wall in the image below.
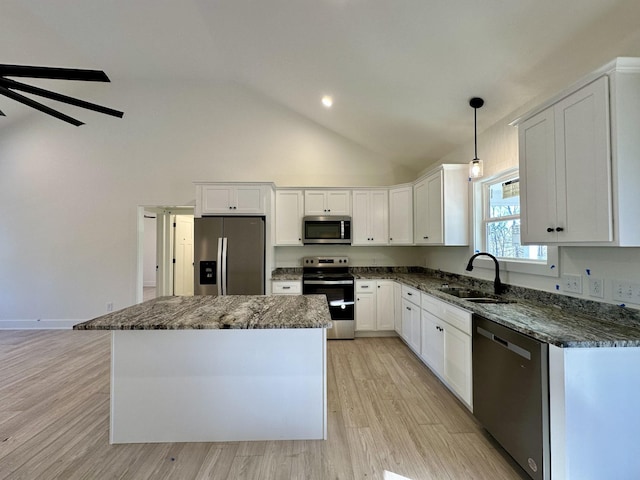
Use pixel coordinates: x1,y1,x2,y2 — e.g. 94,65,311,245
0,80,416,321
427,118,640,308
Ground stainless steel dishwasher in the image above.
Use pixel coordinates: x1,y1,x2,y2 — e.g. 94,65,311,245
472,315,550,480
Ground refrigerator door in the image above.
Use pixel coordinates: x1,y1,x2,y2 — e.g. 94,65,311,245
194,217,223,295
223,217,265,295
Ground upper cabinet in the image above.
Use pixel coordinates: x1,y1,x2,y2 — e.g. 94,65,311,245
414,165,469,246
389,185,414,245
516,58,640,246
275,190,304,245
195,183,270,217
519,77,612,243
352,190,389,245
304,190,351,216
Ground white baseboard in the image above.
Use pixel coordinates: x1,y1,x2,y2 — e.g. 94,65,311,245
143,282,156,288
0,319,80,330
354,330,398,338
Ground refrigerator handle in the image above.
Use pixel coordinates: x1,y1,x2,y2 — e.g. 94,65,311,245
221,237,228,296
216,237,223,296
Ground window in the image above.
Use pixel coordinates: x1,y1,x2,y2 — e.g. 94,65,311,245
483,176,547,261
473,168,558,277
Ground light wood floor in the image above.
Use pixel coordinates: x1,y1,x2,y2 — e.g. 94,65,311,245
0,331,528,480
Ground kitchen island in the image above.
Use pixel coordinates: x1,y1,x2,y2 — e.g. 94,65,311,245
74,295,331,444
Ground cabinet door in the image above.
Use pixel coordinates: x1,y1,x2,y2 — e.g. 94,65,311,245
201,185,234,213
393,282,403,335
414,171,443,244
369,190,389,245
443,324,472,406
421,310,444,377
375,281,395,330
352,191,370,245
356,292,376,331
234,186,265,214
275,190,304,245
326,191,351,216
519,107,557,243
554,76,612,243
304,191,328,215
401,299,421,354
389,186,413,244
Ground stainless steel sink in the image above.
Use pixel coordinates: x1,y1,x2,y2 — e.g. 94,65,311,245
438,287,514,304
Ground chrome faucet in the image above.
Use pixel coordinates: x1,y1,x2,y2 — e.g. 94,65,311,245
465,252,505,295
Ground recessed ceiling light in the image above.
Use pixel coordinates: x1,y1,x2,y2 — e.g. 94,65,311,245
321,95,333,108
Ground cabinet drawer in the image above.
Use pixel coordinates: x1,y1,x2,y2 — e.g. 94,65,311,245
356,280,376,293
401,285,421,303
442,304,471,335
421,292,472,335
272,281,301,295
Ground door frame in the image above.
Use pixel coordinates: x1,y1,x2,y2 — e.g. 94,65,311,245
136,205,194,303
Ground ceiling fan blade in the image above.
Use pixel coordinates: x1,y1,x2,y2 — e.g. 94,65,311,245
0,77,124,118
0,85,84,126
0,64,110,82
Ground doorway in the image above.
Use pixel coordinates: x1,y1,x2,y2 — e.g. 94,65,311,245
136,206,195,303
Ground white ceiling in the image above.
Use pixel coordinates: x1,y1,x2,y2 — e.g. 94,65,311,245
3,0,640,170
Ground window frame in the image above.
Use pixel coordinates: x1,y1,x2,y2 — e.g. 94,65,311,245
472,168,559,278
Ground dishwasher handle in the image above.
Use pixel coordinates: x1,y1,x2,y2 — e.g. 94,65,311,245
477,326,531,360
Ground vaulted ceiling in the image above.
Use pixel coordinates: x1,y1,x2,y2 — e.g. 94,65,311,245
3,0,640,170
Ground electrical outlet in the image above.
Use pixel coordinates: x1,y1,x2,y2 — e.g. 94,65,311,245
107,302,114,312
588,277,604,298
612,280,640,304
562,274,582,294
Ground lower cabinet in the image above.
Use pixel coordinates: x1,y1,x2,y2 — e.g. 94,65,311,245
401,285,421,354
393,282,403,335
355,280,395,332
420,293,472,408
271,280,302,295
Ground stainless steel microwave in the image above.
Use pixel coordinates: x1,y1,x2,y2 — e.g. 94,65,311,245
303,216,351,245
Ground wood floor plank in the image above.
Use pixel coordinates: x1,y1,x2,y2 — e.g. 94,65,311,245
0,331,526,480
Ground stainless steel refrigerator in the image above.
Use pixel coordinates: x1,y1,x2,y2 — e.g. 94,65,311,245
194,216,265,295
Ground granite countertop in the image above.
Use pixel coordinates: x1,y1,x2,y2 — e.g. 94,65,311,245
74,295,332,330
271,267,640,348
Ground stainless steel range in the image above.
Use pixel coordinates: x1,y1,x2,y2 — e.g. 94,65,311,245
302,256,354,339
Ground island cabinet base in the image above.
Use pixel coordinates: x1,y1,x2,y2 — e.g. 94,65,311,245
110,328,327,444
549,345,640,479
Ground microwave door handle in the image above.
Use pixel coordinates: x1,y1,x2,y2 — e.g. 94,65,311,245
216,237,223,296
341,220,344,239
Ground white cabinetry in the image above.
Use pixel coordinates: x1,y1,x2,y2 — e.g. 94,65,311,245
420,293,472,408
401,285,421,354
271,280,302,295
517,58,640,246
352,190,389,245
519,77,612,244
275,190,304,245
355,280,376,331
413,165,468,245
389,185,413,244
195,183,269,217
355,280,395,332
393,282,403,335
376,281,395,330
304,190,351,216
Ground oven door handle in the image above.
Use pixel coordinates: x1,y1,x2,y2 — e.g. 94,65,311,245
304,280,354,285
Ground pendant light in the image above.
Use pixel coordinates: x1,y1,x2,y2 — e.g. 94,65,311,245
469,97,484,179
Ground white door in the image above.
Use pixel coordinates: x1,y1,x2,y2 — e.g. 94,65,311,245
174,215,194,296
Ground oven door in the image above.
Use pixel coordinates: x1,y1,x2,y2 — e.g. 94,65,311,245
303,279,355,339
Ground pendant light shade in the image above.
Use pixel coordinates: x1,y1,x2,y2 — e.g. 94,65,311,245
469,97,484,179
